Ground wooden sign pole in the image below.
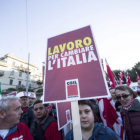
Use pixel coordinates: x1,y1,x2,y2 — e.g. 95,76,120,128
71,101,82,140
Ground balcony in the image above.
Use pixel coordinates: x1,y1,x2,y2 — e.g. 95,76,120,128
16,66,31,74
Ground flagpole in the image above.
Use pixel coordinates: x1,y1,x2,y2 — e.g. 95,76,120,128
25,0,30,95
112,71,119,85
0,82,1,95
26,53,30,95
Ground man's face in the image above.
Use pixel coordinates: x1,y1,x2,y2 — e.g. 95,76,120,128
4,100,23,128
20,96,29,108
79,104,94,130
33,103,46,120
29,97,36,106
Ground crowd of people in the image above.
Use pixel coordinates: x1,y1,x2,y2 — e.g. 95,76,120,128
0,80,140,140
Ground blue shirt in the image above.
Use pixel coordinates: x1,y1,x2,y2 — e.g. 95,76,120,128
65,123,121,140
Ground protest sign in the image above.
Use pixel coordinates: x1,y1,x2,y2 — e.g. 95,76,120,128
57,101,71,130
44,26,109,140
57,101,82,139
44,25,108,103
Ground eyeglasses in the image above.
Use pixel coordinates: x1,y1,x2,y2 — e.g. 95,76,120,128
116,94,130,100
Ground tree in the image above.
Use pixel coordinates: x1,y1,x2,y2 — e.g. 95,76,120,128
36,80,43,85
128,62,140,82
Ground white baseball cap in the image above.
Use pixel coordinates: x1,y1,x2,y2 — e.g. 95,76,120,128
16,91,28,98
28,92,36,99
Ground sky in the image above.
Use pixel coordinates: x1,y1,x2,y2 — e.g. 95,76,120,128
0,0,140,72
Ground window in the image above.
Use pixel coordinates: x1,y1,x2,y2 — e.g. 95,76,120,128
9,79,13,85
0,71,4,76
19,71,22,77
18,81,21,86
10,70,14,76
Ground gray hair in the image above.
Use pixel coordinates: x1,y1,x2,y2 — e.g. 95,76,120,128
0,96,19,112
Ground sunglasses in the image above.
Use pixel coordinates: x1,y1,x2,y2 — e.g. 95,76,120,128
116,94,130,100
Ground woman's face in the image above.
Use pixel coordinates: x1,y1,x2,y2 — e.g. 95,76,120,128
115,89,133,106
79,104,94,131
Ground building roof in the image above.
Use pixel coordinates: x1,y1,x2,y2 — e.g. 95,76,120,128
0,54,38,69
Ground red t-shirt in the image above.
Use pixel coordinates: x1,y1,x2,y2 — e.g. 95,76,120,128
0,123,33,140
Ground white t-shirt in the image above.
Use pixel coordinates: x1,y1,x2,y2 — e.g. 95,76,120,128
0,129,9,139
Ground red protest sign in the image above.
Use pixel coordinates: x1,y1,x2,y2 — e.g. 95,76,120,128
57,102,72,130
44,26,108,103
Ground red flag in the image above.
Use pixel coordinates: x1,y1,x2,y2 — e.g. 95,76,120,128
7,91,17,96
119,74,123,85
105,59,116,88
136,72,140,81
126,73,131,86
118,70,124,85
98,98,118,128
98,97,125,140
120,70,124,78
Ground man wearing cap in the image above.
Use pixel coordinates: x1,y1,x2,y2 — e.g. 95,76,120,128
16,92,34,128
28,92,36,107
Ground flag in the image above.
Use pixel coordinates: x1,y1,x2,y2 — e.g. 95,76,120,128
98,97,125,140
105,59,116,88
126,73,131,86
119,74,123,85
7,91,17,96
136,72,140,81
120,70,124,78
118,70,124,85
98,98,118,128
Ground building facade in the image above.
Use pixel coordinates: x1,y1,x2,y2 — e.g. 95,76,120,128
0,54,42,92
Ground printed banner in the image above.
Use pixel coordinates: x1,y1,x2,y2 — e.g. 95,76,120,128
44,26,108,103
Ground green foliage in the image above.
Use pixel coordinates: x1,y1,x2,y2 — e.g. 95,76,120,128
28,89,34,92
130,62,140,82
7,88,16,91
36,88,43,93
37,80,43,85
16,87,34,92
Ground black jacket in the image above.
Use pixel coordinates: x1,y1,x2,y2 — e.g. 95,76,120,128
30,115,56,140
